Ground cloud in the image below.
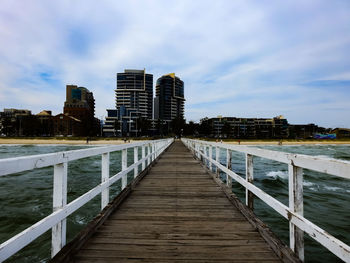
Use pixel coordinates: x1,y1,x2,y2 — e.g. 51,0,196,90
0,0,349,127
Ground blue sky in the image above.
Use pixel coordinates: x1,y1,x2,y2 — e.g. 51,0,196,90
0,1,350,128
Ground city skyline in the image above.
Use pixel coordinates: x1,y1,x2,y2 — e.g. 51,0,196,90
0,1,350,128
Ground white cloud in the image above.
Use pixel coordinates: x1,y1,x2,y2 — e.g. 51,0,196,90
0,0,349,127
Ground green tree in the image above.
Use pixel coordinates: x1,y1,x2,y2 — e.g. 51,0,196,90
199,117,211,137
170,117,186,137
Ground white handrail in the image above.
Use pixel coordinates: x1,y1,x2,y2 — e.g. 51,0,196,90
0,138,173,262
182,138,350,263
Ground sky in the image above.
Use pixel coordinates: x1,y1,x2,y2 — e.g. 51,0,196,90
0,1,350,128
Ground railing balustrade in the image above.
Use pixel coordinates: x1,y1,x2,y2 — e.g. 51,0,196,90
0,138,173,262
182,138,350,263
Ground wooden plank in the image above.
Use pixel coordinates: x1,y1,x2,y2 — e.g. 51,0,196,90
49,143,171,263
75,250,279,260
51,141,287,263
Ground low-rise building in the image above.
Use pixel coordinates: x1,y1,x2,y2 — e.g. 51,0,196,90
53,113,83,137
200,115,289,139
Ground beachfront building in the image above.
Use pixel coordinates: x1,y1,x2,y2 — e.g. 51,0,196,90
114,69,153,136
0,108,32,136
52,113,83,137
200,115,289,139
63,85,98,136
102,109,118,137
154,73,185,121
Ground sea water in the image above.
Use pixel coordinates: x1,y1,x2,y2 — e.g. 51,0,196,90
0,144,349,262
219,144,350,263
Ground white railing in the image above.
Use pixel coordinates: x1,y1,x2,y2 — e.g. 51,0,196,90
182,138,350,263
0,138,173,262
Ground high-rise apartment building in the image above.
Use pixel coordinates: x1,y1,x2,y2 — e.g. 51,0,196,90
115,69,153,135
155,73,185,121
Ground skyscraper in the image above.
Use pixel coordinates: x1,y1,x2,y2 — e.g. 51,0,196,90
115,69,153,135
155,73,185,121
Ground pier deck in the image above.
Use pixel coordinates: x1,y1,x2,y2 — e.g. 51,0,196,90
65,141,282,262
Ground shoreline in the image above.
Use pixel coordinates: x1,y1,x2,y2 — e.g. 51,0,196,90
0,138,350,146
0,138,140,145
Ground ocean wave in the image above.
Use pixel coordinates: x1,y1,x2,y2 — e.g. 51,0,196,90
265,171,288,180
303,181,315,187
323,186,343,192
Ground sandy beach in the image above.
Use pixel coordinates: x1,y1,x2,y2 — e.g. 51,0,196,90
0,138,141,145
0,138,349,145
224,140,350,145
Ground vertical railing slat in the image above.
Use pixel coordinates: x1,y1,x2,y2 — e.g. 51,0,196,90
245,154,254,209
216,146,219,177
147,144,151,165
101,153,110,209
134,147,138,178
52,162,67,257
289,164,304,261
122,149,127,189
209,146,212,171
142,145,146,171
226,149,232,190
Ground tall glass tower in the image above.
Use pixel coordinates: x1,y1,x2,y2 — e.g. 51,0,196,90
115,69,153,135
155,73,185,121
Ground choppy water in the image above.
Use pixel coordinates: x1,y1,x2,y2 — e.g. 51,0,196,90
0,144,137,263
215,144,350,263
0,144,349,262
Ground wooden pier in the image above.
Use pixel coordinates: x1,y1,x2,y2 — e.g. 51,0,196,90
52,141,297,262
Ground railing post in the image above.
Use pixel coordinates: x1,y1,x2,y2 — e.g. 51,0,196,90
289,164,304,261
134,147,138,178
154,143,157,160
142,145,146,171
101,153,110,209
147,144,151,165
152,143,155,161
122,149,127,189
209,146,212,171
52,162,67,257
216,146,219,177
152,143,156,161
245,154,254,209
200,144,204,163
226,149,232,189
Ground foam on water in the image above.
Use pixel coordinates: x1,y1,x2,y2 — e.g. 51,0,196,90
323,186,344,192
303,181,315,187
265,170,288,180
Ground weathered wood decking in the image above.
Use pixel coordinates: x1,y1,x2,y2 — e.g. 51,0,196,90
68,141,283,262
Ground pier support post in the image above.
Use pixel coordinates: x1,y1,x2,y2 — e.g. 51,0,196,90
245,154,254,209
142,145,146,171
134,147,138,178
289,164,304,261
226,149,232,190
122,149,127,189
52,162,67,257
101,153,110,209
